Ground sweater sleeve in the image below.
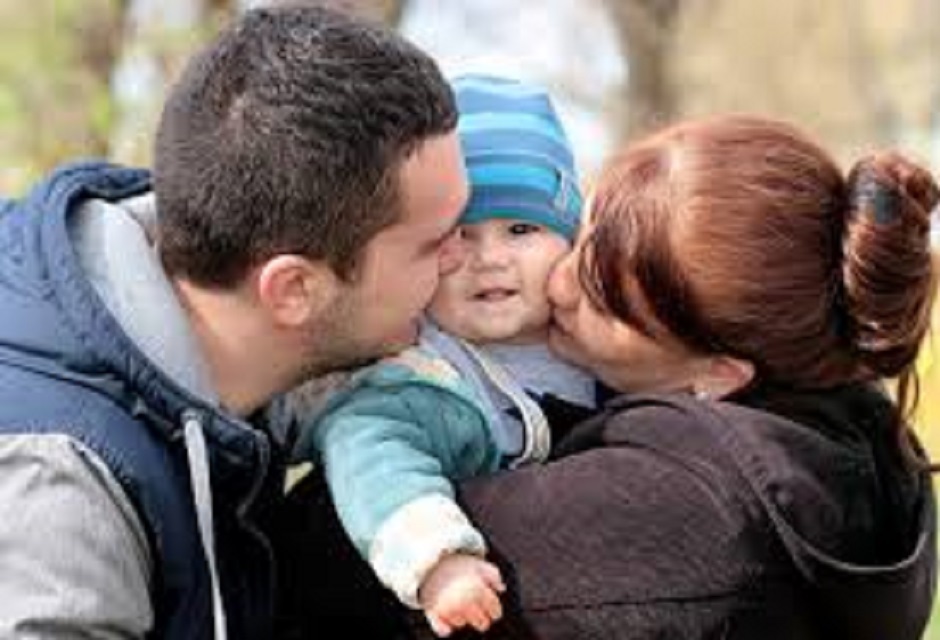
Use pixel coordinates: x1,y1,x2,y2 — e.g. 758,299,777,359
0,433,153,638
302,380,501,606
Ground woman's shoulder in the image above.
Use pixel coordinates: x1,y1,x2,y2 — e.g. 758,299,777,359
555,389,898,549
572,387,895,471
556,392,749,460
566,389,933,600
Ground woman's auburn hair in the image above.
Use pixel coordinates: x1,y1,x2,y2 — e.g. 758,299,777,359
580,114,938,425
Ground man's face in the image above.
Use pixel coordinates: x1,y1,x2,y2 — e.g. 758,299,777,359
306,132,469,373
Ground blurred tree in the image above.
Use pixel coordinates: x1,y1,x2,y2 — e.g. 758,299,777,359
0,0,122,192
603,0,682,141
109,0,226,165
843,0,901,146
107,0,405,166
316,0,406,24
75,2,124,146
920,0,940,165
673,0,938,164
236,0,405,24
4,0,940,189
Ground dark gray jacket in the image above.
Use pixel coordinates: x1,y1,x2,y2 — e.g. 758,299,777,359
275,384,936,639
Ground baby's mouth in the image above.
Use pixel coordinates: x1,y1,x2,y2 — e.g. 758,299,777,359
474,288,517,302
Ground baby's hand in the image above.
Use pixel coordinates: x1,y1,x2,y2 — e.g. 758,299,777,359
418,553,506,637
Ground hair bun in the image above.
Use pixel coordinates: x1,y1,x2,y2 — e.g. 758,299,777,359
848,152,939,226
840,152,938,379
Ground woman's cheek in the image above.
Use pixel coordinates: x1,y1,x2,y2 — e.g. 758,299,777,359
561,326,594,368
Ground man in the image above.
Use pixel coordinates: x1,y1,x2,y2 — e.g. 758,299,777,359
0,4,468,639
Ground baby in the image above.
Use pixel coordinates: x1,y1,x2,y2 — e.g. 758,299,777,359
294,74,596,636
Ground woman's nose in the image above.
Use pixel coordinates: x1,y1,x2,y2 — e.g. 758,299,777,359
548,250,579,310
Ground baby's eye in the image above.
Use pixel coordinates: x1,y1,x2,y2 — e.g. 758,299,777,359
508,222,541,235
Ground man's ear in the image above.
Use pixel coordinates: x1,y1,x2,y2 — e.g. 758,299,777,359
695,356,755,400
255,255,340,329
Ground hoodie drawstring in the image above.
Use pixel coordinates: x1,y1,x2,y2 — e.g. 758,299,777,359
183,411,228,640
460,342,552,466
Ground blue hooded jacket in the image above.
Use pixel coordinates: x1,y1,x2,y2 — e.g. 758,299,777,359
0,161,286,639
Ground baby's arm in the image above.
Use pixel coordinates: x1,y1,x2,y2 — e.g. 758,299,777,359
296,374,504,626
369,491,505,636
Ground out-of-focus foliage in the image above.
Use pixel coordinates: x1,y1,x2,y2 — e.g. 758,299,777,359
322,0,406,24
108,0,229,166
603,0,680,138
0,0,402,186
0,0,122,193
670,0,940,166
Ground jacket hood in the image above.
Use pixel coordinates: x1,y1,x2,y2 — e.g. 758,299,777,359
0,161,259,459
726,384,936,640
593,385,935,640
0,161,282,640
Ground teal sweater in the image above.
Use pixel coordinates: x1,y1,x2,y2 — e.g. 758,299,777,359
293,324,566,606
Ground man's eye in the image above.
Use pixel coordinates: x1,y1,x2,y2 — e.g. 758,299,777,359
508,222,540,235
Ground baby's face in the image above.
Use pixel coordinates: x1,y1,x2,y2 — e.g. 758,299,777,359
427,218,570,345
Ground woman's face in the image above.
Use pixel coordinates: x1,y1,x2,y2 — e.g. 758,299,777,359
547,218,711,394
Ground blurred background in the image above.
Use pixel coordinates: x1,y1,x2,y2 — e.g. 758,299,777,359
1,0,939,625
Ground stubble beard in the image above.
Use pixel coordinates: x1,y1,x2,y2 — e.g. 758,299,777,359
292,298,402,386
294,317,375,384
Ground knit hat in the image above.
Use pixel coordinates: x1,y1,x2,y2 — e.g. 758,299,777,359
451,74,583,241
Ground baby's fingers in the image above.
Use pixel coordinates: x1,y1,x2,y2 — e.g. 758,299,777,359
475,583,503,628
479,562,506,593
463,600,495,633
426,611,454,638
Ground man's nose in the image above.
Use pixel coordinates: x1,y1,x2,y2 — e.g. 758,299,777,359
438,231,465,276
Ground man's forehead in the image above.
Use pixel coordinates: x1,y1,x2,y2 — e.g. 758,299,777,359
398,133,468,226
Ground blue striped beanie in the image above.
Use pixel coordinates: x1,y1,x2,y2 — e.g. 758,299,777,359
451,74,582,241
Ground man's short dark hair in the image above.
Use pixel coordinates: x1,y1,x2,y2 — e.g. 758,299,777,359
154,4,457,287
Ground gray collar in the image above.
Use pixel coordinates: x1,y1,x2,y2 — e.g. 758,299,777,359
68,192,217,404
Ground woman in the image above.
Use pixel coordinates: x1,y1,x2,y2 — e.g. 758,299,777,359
274,115,938,640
